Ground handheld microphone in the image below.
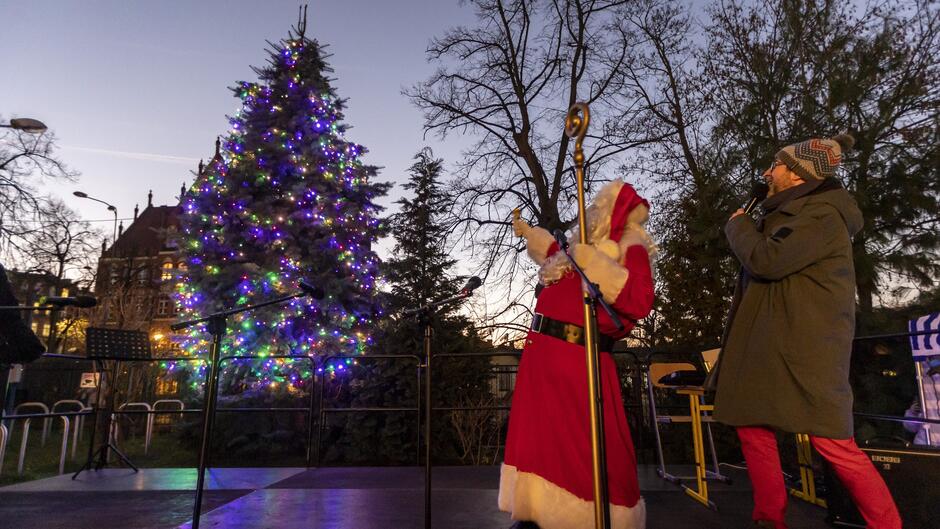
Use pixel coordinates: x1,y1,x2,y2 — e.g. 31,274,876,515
43,295,97,308
299,281,326,300
460,276,483,295
552,229,569,250
925,356,940,377
743,182,770,214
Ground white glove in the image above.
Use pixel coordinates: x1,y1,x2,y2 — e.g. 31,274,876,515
512,216,531,237
571,243,600,268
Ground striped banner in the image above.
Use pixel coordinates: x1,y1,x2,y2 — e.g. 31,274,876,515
909,313,940,358
909,313,940,446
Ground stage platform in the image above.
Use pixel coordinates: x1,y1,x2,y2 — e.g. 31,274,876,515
0,465,832,528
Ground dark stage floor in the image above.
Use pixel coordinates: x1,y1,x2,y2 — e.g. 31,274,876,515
0,465,833,528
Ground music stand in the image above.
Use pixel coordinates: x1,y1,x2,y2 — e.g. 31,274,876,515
73,328,151,479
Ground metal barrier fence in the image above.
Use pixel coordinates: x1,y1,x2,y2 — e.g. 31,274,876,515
1,355,206,476
0,410,89,477
315,354,421,465
2,328,936,476
849,328,939,443
0,347,727,474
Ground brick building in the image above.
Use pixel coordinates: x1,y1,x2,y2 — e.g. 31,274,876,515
5,269,90,354
91,189,186,357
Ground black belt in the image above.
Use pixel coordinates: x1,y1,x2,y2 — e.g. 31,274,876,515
530,313,616,352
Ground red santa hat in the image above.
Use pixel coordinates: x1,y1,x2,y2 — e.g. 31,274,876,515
538,180,654,286
608,183,649,243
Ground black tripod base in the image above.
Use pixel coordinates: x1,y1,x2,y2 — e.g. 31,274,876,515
72,443,139,479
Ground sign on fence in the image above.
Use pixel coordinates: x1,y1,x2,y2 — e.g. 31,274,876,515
908,313,940,447
909,312,940,357
80,372,99,389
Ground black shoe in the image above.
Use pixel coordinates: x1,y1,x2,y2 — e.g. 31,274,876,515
510,522,540,529
753,521,776,529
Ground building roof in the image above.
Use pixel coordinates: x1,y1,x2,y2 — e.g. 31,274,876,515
5,268,90,297
103,204,181,258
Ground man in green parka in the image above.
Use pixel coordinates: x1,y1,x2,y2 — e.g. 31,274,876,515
712,134,901,529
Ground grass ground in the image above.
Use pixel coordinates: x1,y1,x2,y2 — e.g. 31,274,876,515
0,416,314,487
0,420,199,487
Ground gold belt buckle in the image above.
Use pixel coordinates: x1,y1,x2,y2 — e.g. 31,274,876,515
564,324,584,344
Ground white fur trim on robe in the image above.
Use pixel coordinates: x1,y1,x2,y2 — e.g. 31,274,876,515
525,226,556,265
499,464,646,529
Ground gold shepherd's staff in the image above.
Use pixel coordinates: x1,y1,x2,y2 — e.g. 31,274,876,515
565,102,611,529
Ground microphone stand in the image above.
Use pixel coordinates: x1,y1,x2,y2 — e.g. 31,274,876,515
0,305,64,311
171,288,314,529
554,231,624,529
403,287,476,529
565,102,618,529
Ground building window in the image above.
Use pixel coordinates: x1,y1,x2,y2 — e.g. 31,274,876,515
177,261,187,272
138,267,150,286
61,288,70,297
155,378,178,396
110,267,120,285
157,298,170,316
161,261,173,281
495,368,516,393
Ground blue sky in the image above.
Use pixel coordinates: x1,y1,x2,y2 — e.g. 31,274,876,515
0,0,476,256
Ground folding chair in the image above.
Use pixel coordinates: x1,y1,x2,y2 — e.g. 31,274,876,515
646,348,730,509
789,433,827,507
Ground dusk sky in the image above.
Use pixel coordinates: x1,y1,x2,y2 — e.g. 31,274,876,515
1,0,476,256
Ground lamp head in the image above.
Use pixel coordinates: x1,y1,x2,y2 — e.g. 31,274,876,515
9,118,47,134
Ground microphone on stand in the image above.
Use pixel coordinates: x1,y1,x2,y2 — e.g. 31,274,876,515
299,281,326,300
552,229,569,250
43,295,97,308
925,356,940,377
743,182,770,214
459,276,483,296
402,276,482,317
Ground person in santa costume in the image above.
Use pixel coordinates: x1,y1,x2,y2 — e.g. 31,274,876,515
499,180,655,529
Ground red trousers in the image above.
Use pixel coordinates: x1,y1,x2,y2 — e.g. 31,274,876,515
736,426,901,529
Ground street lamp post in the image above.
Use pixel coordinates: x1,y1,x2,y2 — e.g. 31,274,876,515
73,191,118,244
0,118,48,134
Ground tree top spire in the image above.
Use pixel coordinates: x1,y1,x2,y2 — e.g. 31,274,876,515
296,4,308,39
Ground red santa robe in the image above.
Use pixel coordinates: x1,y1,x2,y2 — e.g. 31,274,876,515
499,180,655,529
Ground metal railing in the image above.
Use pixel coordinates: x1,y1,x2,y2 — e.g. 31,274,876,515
315,354,422,465
1,355,206,476
116,402,153,455
52,400,87,460
0,423,7,476
2,327,935,477
0,410,90,476
13,403,51,446
215,354,318,467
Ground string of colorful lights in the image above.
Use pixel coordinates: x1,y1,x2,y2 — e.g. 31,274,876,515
173,31,388,393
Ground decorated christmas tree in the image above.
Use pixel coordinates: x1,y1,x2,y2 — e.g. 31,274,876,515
176,15,388,394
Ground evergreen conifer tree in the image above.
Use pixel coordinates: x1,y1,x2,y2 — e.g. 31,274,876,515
385,148,462,309
320,149,497,464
